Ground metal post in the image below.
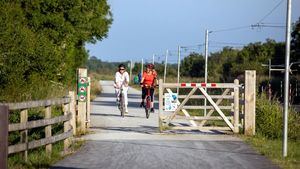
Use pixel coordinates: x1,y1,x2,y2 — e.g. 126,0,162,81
204,29,209,116
177,46,181,94
281,81,283,98
164,50,168,83
283,0,292,158
268,59,271,80
129,60,132,83
0,106,8,169
296,80,298,97
141,58,144,74
152,54,155,65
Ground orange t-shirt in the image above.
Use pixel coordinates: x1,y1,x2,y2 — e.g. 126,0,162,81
142,71,157,86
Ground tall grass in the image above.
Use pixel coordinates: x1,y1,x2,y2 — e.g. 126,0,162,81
89,72,102,100
256,94,300,140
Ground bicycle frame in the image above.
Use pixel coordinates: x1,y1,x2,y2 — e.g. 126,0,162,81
118,87,125,118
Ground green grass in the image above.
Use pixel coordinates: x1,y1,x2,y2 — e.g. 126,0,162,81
8,139,85,169
242,134,300,169
89,72,102,100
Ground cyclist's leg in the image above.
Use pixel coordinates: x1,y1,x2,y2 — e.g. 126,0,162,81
123,87,129,112
140,87,146,107
150,88,155,109
115,88,120,99
115,88,120,104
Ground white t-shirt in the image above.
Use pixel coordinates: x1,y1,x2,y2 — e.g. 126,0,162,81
114,71,129,88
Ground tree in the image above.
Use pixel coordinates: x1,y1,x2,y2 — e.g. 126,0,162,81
291,17,300,61
0,0,112,101
181,53,205,77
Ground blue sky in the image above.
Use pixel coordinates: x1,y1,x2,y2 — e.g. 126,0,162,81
85,0,300,63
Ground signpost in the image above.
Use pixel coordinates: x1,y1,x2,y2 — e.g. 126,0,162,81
77,68,88,133
164,93,178,111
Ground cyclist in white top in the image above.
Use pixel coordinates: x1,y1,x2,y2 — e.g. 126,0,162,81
114,64,129,114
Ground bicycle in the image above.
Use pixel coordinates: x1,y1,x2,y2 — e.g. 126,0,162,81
143,85,154,119
117,87,125,118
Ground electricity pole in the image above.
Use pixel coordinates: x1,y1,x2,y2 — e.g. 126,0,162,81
152,54,155,65
129,60,133,83
164,50,168,83
283,0,292,157
177,46,181,94
141,58,144,74
204,29,209,116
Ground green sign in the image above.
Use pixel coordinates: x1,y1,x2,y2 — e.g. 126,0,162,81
78,77,88,102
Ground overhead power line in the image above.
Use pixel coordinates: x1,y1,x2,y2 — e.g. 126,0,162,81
209,41,247,46
210,25,250,33
258,0,284,23
251,23,285,29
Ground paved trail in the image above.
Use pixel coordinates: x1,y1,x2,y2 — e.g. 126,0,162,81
52,81,278,169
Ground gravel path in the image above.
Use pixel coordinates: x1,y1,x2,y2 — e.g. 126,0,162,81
51,81,279,169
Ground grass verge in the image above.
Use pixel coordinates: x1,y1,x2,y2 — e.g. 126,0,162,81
241,134,300,169
8,139,85,169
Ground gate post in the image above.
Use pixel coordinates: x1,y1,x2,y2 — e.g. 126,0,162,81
244,70,256,135
0,106,8,169
159,79,163,132
234,79,239,133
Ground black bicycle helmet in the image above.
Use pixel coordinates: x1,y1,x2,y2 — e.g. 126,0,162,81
146,63,154,69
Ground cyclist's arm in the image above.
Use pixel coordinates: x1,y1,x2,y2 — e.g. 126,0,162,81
140,77,145,87
140,72,146,87
124,72,129,87
154,78,158,87
114,72,119,88
153,71,158,87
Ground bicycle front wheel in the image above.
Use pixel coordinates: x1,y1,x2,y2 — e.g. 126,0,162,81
120,94,125,118
145,97,151,119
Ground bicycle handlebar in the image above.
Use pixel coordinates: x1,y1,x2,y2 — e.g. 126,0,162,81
142,84,158,88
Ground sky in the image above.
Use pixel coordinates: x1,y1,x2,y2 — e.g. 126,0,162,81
85,0,300,63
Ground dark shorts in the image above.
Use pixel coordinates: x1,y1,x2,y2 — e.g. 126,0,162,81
142,87,154,101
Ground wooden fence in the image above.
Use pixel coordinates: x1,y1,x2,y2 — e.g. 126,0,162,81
0,68,91,169
0,91,76,165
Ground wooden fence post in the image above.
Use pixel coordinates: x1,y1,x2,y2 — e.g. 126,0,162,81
245,70,256,135
45,107,52,154
87,77,91,129
69,91,76,135
63,103,71,152
77,68,87,134
0,106,8,169
20,109,28,161
233,79,239,133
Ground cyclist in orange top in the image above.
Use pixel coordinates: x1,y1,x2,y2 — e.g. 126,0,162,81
140,63,158,112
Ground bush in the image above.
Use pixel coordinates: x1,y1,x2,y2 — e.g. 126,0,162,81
89,72,102,100
256,94,300,140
